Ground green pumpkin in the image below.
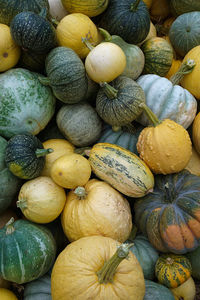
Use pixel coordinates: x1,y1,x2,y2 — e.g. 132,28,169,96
170,0,200,16
0,68,56,138
10,10,57,54
18,50,47,73
98,0,150,45
144,280,175,300
5,134,53,179
0,218,56,284
24,270,51,300
0,136,22,214
186,245,200,280
169,12,200,57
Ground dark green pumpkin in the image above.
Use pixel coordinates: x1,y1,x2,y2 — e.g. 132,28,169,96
96,76,145,127
134,170,200,254
10,10,57,54
24,271,51,300
170,0,200,16
0,218,56,284
98,0,150,44
144,280,175,300
5,134,53,179
18,50,47,73
186,245,200,280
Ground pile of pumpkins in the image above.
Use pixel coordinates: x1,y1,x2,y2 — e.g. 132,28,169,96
1,0,200,299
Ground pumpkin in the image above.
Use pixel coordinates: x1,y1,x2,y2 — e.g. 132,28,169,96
0,218,56,284
18,50,47,73
170,0,200,16
185,147,200,176
5,134,53,180
88,143,154,197
134,170,200,254
56,102,102,147
169,12,200,57
41,46,88,104
56,13,99,59
139,21,157,46
155,254,192,288
50,153,91,189
193,112,200,155
170,277,196,300
48,0,68,21
150,0,170,21
165,58,182,79
61,178,132,242
17,176,66,224
181,46,200,99
24,271,51,300
51,236,145,300
144,280,175,300
0,288,18,300
41,139,74,177
0,24,20,72
98,0,150,45
61,0,108,17
0,68,56,139
136,59,197,129
141,37,173,76
186,245,200,280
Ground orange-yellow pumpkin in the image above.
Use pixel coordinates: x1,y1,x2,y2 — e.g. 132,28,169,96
0,288,18,300
165,58,182,79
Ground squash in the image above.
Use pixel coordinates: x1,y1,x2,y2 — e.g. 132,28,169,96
88,143,154,197
0,24,20,72
61,0,108,17
56,102,102,147
169,12,200,57
144,280,175,300
136,59,197,129
56,13,99,59
61,178,132,242
24,271,51,300
170,277,196,300
170,0,200,16
48,0,68,21
0,288,18,300
18,50,47,73
139,21,157,46
51,236,145,300
134,170,200,254
150,0,170,21
181,46,200,99
0,68,56,139
98,0,150,45
155,254,192,288
50,153,91,189
186,245,200,280
165,58,182,79
5,134,53,180
0,218,56,284
185,147,200,176
17,176,66,224
41,139,74,177
41,46,88,104
141,37,173,76
193,112,200,155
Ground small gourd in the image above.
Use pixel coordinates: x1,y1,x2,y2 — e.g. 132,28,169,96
0,288,18,300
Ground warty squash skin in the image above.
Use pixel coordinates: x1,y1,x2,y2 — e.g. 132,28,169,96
61,0,109,17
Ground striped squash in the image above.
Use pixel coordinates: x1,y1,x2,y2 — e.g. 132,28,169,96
88,143,154,198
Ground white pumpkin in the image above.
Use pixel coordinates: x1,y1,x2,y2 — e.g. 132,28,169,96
48,0,68,21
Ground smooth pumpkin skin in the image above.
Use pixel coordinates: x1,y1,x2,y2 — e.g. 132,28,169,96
0,288,18,300
56,13,99,59
170,0,200,16
51,153,91,189
24,271,51,300
185,147,200,176
61,0,109,17
51,235,145,300
144,280,175,300
193,112,200,155
41,139,74,177
170,277,196,300
48,0,68,21
61,178,132,243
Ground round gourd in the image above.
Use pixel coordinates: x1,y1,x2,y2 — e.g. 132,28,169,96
144,280,175,300
186,245,200,280
42,46,88,104
0,68,56,138
61,178,132,242
56,102,102,147
17,176,67,224
185,147,200,176
56,13,99,59
141,37,173,76
51,236,145,300
0,218,56,284
0,288,18,300
48,0,68,21
134,170,200,254
61,0,108,17
5,134,53,180
24,271,51,300
170,0,200,16
155,254,192,288
170,277,196,300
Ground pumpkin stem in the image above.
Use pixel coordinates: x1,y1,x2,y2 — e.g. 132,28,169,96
74,187,87,198
5,217,15,235
130,0,141,11
38,76,51,86
97,243,134,284
166,257,174,264
100,82,118,99
170,59,196,85
35,148,53,158
98,28,112,42
81,37,94,51
139,103,161,126
16,199,28,210
128,225,138,241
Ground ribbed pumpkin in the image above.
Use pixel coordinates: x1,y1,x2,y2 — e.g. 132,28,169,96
24,271,51,300
170,277,196,300
61,0,109,17
51,236,145,300
134,170,200,254
144,280,175,300
170,0,200,16
88,143,154,197
155,254,192,288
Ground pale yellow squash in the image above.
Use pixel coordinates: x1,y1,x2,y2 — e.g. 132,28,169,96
61,0,109,17
61,178,132,242
0,288,18,300
185,147,200,176
17,176,67,223
170,277,196,300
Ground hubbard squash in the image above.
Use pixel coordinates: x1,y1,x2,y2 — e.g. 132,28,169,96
170,277,196,300
61,0,109,17
0,288,18,300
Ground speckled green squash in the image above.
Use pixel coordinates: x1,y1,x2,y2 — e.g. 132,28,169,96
0,218,56,284
144,280,175,300
24,271,51,300
0,68,56,139
170,0,200,16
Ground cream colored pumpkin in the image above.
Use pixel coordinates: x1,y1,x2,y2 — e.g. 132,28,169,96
48,0,68,21
17,176,67,223
51,236,145,300
61,179,132,242
0,288,18,300
170,277,196,300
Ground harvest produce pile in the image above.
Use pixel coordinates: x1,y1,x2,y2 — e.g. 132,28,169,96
1,0,200,299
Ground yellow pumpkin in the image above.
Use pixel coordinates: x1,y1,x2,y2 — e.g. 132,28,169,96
50,153,91,189
0,288,18,300
185,147,200,176
51,236,145,300
192,112,200,155
17,176,67,223
165,58,182,79
48,0,68,21
150,0,170,21
41,139,74,177
0,24,20,72
181,46,200,99
56,13,99,58
61,0,109,17
170,277,196,300
61,178,132,242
